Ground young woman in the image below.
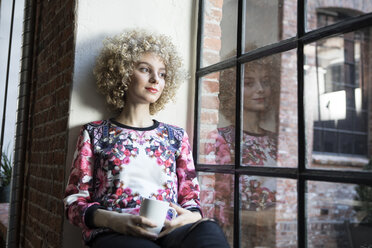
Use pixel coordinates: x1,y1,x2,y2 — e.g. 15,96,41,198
64,30,229,248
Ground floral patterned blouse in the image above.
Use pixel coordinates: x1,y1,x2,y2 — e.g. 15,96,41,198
64,119,201,244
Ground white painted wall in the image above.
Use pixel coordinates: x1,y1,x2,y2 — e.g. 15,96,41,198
63,1,198,247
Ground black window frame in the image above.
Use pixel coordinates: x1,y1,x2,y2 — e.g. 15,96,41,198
193,0,372,247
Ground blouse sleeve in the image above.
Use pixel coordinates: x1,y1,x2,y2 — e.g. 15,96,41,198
205,129,232,165
176,131,202,214
63,126,100,230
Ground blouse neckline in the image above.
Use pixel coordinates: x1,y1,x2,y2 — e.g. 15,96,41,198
109,118,160,131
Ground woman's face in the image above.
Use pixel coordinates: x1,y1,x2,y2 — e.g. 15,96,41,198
243,64,272,112
126,53,166,105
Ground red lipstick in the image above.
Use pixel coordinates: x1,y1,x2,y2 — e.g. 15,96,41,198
146,87,158,93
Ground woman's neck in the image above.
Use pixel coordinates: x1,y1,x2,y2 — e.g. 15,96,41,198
116,103,153,128
242,111,264,134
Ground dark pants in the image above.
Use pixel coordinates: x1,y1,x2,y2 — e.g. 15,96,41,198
90,219,230,248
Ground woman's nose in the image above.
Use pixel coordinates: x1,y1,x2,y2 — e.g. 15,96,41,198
256,81,264,92
149,73,159,84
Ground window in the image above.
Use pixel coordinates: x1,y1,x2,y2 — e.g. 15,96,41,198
194,0,372,247
0,0,24,190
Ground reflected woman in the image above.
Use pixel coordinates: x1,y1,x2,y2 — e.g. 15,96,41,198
204,55,280,247
213,56,279,167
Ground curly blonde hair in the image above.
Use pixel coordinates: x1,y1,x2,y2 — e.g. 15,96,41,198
94,30,186,114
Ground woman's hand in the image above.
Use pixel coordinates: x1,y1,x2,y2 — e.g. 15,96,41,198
94,209,159,240
158,203,202,238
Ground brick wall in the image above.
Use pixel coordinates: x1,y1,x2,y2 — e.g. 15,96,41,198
199,0,223,165
19,0,76,247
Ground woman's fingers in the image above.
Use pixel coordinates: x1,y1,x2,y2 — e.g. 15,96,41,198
170,202,188,215
163,219,171,228
125,216,158,240
135,215,157,228
130,225,158,240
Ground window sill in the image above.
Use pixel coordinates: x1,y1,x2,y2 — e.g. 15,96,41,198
312,153,369,169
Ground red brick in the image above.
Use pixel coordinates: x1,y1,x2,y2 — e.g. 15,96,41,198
204,23,222,37
207,0,223,9
202,80,219,94
200,111,218,125
201,95,219,109
204,37,221,51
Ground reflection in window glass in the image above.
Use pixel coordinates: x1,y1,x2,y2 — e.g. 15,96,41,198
241,55,280,167
306,2,372,32
306,181,372,248
198,172,234,247
240,176,298,248
304,28,371,170
241,51,297,168
200,51,298,168
201,0,237,67
245,0,297,52
198,68,236,165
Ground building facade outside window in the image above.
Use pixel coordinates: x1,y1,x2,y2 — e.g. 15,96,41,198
195,0,372,247
311,8,369,158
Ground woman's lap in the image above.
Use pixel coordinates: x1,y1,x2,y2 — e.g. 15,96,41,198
90,220,229,248
90,232,161,248
158,219,229,248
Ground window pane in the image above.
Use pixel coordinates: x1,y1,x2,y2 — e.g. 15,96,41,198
304,28,370,170
198,172,234,247
245,0,297,52
241,51,297,168
306,1,372,32
201,0,237,67
198,67,236,165
240,176,298,248
306,181,372,248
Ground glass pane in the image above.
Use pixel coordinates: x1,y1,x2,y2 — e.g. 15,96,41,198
198,67,236,165
198,172,234,247
241,51,297,168
201,0,237,67
245,0,297,52
304,28,370,170
240,176,298,247
306,1,372,32
306,181,372,248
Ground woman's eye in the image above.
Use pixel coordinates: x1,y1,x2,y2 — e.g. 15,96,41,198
244,81,254,87
262,79,271,87
139,67,149,73
159,72,166,78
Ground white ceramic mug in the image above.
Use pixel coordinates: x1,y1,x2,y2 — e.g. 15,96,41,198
139,198,177,235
